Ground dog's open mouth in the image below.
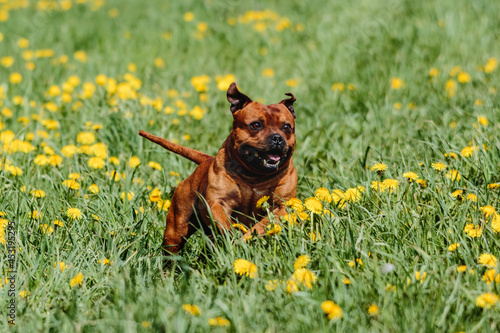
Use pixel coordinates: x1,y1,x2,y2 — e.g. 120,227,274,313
237,144,288,173
257,151,283,168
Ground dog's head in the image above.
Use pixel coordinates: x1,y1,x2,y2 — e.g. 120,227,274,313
227,82,296,175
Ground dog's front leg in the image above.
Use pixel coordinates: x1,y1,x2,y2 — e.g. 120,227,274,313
243,205,288,239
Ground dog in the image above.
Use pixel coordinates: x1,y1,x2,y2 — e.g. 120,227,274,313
139,82,297,254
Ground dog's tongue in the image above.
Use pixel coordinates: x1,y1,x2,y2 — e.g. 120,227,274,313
267,154,281,161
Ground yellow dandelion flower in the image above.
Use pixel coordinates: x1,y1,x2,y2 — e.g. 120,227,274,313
88,184,99,194
128,156,141,168
344,187,362,203
331,189,346,206
70,272,84,287
403,171,419,182
233,259,257,278
208,317,230,327
432,162,447,171
294,255,311,271
382,179,399,193
53,220,64,227
88,157,105,169
478,116,488,126
39,224,54,235
19,290,30,298
55,261,67,272
371,163,387,173
62,179,80,190
120,191,135,201
457,71,471,83
466,194,477,202
30,189,46,198
232,223,248,233
448,243,460,251
457,265,467,273
286,198,304,212
479,253,497,268
76,132,95,145
256,196,270,209
461,146,478,157
476,293,499,309
321,300,342,320
265,279,280,291
66,207,83,220
182,304,201,316
304,197,323,214
266,223,282,236
147,161,162,170
484,57,498,74
286,279,299,293
291,268,317,289
368,303,379,316
488,183,500,190
482,269,500,285
464,223,482,237
446,170,461,181
315,187,332,203
492,214,500,233
341,277,351,285
390,78,404,90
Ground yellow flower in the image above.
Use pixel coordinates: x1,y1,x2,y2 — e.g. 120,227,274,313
331,83,345,91
478,116,488,126
34,155,49,166
215,74,236,91
61,144,78,157
429,68,439,77
30,189,46,198
62,179,80,190
266,223,282,236
120,191,135,201
156,199,171,211
128,156,141,168
286,279,299,293
315,187,332,203
66,207,83,220
390,77,404,89
488,183,500,190
262,68,275,77
466,194,477,202
76,132,95,145
19,290,30,298
182,304,201,316
382,179,399,193
285,78,300,87
321,300,342,320
445,152,458,159
476,293,499,309
40,224,54,235
403,171,419,181
291,268,317,289
190,75,210,92
371,163,387,173
492,214,500,233
53,220,64,227
344,187,362,203
256,196,270,209
265,279,280,291
88,157,105,169
461,146,478,157
141,322,151,328
147,161,162,170
484,57,498,74
304,197,323,214
233,259,257,278
446,170,461,181
294,255,311,271
98,258,112,266
348,258,363,267
448,243,460,251
431,162,447,171
189,106,205,120
368,304,379,316
286,198,304,212
464,223,482,237
70,272,84,287
482,269,500,285
479,253,497,268
74,50,87,62
451,190,463,200
184,11,194,22
9,72,22,84
370,181,386,193
415,271,427,282
55,261,67,272
232,223,248,233
30,210,43,219
341,277,351,285
208,317,230,327
457,265,467,273
457,71,471,83
88,184,100,194
445,79,456,97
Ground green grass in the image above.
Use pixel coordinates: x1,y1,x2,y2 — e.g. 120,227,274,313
1,0,500,331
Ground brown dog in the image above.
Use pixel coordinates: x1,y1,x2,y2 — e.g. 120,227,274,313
139,82,297,254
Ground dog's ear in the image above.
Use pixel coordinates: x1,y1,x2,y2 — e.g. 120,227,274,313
280,93,296,119
227,82,252,113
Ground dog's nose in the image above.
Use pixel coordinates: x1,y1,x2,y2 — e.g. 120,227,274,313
270,134,284,146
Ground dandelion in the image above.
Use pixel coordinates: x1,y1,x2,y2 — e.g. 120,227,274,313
62,179,80,190
492,214,500,233
70,272,84,287
371,163,387,174
20,290,30,298
291,268,317,289
53,220,64,227
30,189,46,198
66,207,83,220
390,78,404,90
368,304,379,316
382,179,399,193
55,261,67,272
403,171,419,182
266,223,282,236
415,271,427,282
348,258,363,267
448,243,460,252
484,57,498,73
457,71,471,83
466,194,477,202
331,189,346,206
477,116,488,126
370,181,386,193
451,190,463,200
286,198,304,212
429,68,439,77
445,79,457,97
147,161,162,170
233,259,257,278
304,197,323,214
431,162,447,171
256,196,269,209
461,146,478,157
321,300,342,320
488,183,500,190
9,73,22,84
457,265,467,273
265,279,280,291
331,83,345,91
344,187,362,203
286,279,299,293
76,132,96,145
341,277,351,285
61,145,78,158
294,255,311,270
478,253,497,268
88,157,105,169
141,322,151,328
40,224,54,235
446,170,461,181
482,269,500,285
262,68,275,77
120,192,135,201
315,187,332,202
182,304,201,316
476,293,499,309
88,184,99,194
464,223,482,237
208,317,230,327
445,152,458,159
128,156,141,168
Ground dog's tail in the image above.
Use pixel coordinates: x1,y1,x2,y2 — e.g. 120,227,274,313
139,130,213,165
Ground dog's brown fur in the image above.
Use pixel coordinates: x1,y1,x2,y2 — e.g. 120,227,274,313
139,82,297,254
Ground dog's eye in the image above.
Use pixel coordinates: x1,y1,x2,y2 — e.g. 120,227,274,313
282,124,292,133
249,122,263,130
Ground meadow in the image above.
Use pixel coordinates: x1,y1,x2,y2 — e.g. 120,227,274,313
1,0,500,331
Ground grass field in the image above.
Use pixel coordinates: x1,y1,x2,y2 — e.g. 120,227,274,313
1,0,500,331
